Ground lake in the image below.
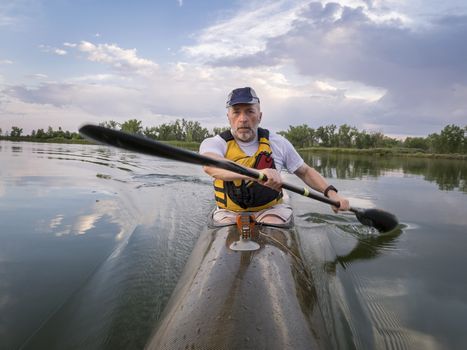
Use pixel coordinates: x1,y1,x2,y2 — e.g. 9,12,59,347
1,140,466,349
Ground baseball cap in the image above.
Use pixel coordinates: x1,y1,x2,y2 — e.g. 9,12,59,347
226,87,260,108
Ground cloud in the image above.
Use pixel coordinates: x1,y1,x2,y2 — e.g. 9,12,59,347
183,0,306,62
38,40,159,76
28,73,48,80
183,1,467,136
39,44,67,56
1,1,466,138
4,81,143,119
0,60,382,135
177,0,183,7
75,41,159,75
0,60,13,64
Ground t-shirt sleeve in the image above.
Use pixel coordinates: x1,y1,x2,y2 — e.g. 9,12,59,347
199,135,227,157
279,135,304,173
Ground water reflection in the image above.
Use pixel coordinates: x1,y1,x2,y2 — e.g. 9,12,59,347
298,211,404,271
325,228,403,272
29,145,143,172
0,141,146,349
296,211,408,349
300,152,467,192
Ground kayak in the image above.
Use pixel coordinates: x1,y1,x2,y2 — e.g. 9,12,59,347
77,124,398,349
145,212,331,349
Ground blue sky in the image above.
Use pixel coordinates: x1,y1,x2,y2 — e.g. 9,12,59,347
1,0,466,137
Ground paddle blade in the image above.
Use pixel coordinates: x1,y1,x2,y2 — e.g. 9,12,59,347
354,208,399,233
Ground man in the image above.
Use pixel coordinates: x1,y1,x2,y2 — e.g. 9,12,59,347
200,87,350,224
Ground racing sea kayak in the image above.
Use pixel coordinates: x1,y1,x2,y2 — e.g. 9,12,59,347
145,213,331,349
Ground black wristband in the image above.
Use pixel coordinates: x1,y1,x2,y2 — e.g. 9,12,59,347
324,185,338,198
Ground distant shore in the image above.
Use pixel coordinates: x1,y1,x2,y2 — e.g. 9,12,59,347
0,136,91,144
298,146,466,160
0,136,201,151
2,136,465,160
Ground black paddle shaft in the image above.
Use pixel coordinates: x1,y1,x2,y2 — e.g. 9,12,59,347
79,125,340,206
79,125,399,232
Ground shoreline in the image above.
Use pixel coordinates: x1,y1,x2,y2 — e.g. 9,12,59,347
0,137,201,151
1,137,464,160
297,146,466,160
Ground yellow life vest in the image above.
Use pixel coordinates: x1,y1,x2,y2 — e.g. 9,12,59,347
214,128,283,212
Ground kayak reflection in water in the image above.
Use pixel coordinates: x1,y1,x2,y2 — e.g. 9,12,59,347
199,87,350,225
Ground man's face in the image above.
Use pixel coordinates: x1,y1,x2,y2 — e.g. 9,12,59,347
227,103,262,142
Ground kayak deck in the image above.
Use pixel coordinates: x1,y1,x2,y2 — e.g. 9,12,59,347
146,220,330,349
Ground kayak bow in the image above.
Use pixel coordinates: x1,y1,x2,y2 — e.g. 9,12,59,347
145,215,330,349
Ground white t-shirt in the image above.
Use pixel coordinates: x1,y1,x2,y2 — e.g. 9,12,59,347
199,131,304,174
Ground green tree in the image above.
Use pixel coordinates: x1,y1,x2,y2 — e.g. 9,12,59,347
144,126,159,139
404,137,429,151
464,126,467,154
337,124,355,148
316,124,338,147
55,126,65,138
354,130,372,149
99,120,120,129
36,128,46,138
278,124,315,148
182,119,210,142
326,125,338,147
369,131,385,148
157,123,176,140
213,126,230,135
46,126,54,138
10,126,23,137
71,132,82,140
173,119,184,141
439,124,465,153
381,135,401,148
120,119,143,134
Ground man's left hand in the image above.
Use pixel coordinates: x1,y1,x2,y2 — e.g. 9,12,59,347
327,192,350,213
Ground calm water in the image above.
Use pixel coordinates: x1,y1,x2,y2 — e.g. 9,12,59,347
0,140,466,349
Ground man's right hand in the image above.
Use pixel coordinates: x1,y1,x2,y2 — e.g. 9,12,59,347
257,168,282,192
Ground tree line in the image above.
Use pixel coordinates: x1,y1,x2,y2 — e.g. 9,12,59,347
0,119,229,143
1,120,465,154
1,126,83,140
99,119,228,142
278,123,466,154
